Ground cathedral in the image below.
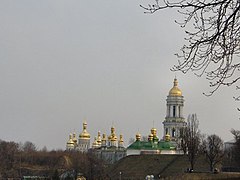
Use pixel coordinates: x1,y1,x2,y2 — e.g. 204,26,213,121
66,78,186,160
66,121,91,152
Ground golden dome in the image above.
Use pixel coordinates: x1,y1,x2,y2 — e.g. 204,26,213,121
111,134,118,141
110,126,118,141
169,78,182,96
148,133,154,141
92,137,99,148
119,134,124,143
136,132,141,141
79,121,90,139
102,133,107,141
67,134,75,145
97,131,102,144
165,134,171,142
151,128,157,136
72,132,78,144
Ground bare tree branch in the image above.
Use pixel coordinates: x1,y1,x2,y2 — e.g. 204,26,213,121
141,0,240,96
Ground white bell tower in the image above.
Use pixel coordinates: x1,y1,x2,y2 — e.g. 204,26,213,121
163,78,186,141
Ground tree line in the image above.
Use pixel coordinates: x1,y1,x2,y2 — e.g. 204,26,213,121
179,113,240,172
0,140,107,179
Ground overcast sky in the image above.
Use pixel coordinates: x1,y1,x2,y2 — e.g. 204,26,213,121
0,0,239,150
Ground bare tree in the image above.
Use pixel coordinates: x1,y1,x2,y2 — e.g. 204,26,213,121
0,141,19,177
184,114,201,170
204,134,224,171
141,0,240,96
179,127,188,154
22,141,37,152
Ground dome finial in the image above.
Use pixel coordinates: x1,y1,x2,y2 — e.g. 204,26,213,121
169,77,182,96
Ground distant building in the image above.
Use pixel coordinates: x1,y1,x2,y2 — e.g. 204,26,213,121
90,126,126,164
127,78,186,155
66,121,91,152
224,139,235,150
66,78,186,159
66,123,126,164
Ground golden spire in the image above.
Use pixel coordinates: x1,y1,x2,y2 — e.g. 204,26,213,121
169,78,182,96
79,121,90,139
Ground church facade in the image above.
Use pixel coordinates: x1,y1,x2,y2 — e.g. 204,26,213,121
66,121,91,152
90,126,126,164
66,122,126,164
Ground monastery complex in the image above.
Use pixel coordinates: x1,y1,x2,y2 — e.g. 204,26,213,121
66,78,187,163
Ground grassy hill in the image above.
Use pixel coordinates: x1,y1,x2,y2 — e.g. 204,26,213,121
107,154,210,179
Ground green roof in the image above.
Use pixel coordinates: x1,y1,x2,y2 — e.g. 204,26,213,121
127,140,176,150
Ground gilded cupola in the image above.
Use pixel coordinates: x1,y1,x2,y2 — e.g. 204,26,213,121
79,121,91,139
67,134,74,144
165,134,171,142
66,134,75,149
119,134,124,143
136,132,141,141
169,78,182,96
151,128,157,137
97,131,102,145
110,126,118,141
148,133,154,141
72,132,78,145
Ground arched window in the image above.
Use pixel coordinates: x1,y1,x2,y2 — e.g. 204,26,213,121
166,128,168,135
172,128,176,137
173,106,176,117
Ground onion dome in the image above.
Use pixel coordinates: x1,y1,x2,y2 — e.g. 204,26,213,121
72,132,78,144
165,134,171,142
97,131,102,145
102,133,107,144
110,126,118,141
79,121,90,139
67,134,75,148
136,132,141,141
151,128,157,137
92,137,99,148
148,133,154,141
169,78,182,96
119,134,124,143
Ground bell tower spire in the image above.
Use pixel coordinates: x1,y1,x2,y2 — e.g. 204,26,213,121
163,78,186,142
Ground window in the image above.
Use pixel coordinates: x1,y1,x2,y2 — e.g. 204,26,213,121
172,128,176,137
173,106,176,117
179,106,181,117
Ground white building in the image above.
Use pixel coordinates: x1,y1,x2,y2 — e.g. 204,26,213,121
163,78,187,142
66,121,91,152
